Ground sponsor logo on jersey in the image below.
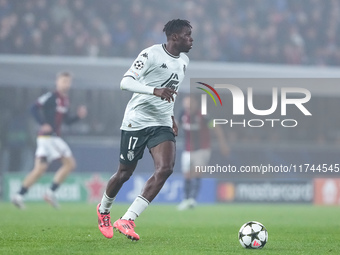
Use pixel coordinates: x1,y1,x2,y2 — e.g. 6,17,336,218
161,73,180,91
160,63,168,69
140,52,148,59
56,98,69,113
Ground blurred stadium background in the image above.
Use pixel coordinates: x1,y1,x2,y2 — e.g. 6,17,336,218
1,0,340,206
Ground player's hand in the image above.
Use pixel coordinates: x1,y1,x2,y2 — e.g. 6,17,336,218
40,124,52,134
153,88,177,103
77,105,87,119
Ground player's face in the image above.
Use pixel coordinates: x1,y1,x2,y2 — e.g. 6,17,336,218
56,76,72,93
176,26,193,53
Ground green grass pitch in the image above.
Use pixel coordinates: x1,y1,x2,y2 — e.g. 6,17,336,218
0,203,339,254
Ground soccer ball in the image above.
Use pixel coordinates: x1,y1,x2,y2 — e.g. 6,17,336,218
238,221,268,249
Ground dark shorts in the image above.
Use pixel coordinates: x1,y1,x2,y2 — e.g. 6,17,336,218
119,126,175,165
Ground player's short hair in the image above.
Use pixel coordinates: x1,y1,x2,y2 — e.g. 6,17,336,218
163,19,192,37
56,71,72,79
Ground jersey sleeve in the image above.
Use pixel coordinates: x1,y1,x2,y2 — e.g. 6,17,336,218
31,92,53,125
123,47,154,81
36,92,53,106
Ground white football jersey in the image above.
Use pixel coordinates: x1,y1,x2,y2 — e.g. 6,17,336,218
121,44,189,131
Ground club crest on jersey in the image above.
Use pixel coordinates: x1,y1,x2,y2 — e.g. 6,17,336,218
127,150,135,161
134,60,144,70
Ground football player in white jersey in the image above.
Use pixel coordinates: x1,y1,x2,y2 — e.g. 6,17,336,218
97,19,193,240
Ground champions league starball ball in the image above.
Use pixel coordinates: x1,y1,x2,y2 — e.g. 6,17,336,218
238,221,268,249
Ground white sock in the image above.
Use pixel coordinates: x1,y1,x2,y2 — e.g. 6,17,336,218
46,189,55,197
15,193,24,201
122,195,150,221
99,192,115,214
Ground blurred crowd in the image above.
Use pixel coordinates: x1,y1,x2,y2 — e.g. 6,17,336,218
1,0,340,65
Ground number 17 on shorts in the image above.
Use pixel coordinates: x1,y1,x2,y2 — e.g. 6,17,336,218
127,136,138,161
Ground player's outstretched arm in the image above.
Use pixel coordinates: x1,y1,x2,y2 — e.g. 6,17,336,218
120,76,154,94
120,76,177,102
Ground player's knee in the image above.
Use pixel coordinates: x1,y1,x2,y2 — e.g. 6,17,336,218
156,164,174,179
120,171,132,183
117,168,133,183
70,160,76,171
33,158,48,175
32,167,46,177
63,157,76,171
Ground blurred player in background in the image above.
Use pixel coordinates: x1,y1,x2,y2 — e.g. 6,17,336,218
11,72,87,209
97,19,193,240
177,95,229,210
